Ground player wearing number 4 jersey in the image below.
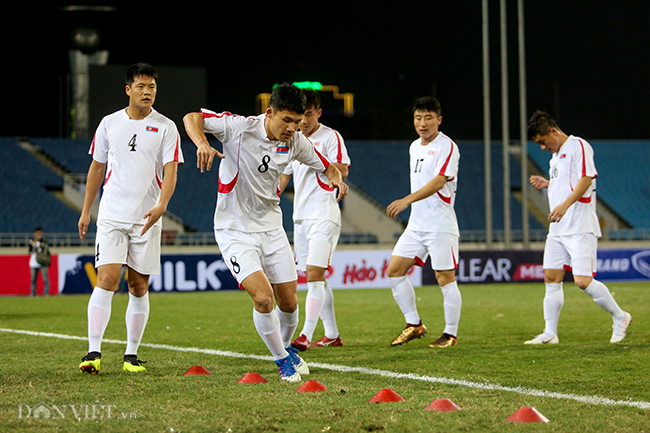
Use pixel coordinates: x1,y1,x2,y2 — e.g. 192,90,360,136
386,96,462,349
525,110,631,345
183,83,348,383
78,63,183,374
279,90,351,352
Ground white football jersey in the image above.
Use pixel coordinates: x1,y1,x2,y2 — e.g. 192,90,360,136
201,110,330,232
547,135,601,237
284,124,350,224
90,108,183,225
405,132,460,236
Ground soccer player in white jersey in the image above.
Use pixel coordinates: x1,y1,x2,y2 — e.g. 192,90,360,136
183,84,348,383
524,110,631,345
277,90,351,351
385,96,462,349
78,63,183,374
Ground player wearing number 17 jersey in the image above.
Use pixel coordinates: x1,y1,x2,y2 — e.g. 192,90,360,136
78,63,183,375
183,83,348,383
386,96,462,349
524,110,631,345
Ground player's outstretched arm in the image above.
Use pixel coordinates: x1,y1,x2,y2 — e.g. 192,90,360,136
324,164,348,202
530,175,549,190
183,112,224,173
78,160,106,241
386,174,447,219
141,161,179,235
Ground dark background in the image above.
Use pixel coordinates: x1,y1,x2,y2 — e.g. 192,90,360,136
1,1,649,141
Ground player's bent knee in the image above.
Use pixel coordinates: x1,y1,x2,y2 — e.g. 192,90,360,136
574,276,593,290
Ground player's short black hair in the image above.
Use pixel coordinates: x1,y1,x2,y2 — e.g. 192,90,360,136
527,110,559,139
34,226,43,232
269,83,306,114
413,96,441,116
303,89,321,111
126,63,159,86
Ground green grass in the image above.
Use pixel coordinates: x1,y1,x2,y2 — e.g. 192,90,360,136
1,282,648,432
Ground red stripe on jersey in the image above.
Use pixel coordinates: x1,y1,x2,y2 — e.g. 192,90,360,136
578,197,592,203
438,137,454,176
334,130,343,163
155,171,162,188
104,169,112,186
315,173,335,191
203,111,232,119
437,191,452,204
315,148,330,170
218,172,238,193
414,256,425,267
451,245,458,269
218,134,242,194
578,139,587,177
174,134,181,164
90,134,96,155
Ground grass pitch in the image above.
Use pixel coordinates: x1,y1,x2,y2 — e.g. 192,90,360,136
1,282,648,432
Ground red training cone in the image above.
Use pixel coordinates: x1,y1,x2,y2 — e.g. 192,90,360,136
183,365,212,376
296,380,327,393
237,372,268,384
424,398,462,412
369,389,405,403
506,406,550,423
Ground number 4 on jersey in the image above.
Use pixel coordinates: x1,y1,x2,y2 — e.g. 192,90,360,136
128,134,137,151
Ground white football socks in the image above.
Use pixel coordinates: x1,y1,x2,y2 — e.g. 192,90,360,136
125,291,150,356
253,309,287,360
440,281,462,336
87,287,114,354
390,276,420,325
543,282,564,336
320,280,339,339
274,305,299,349
300,281,325,341
584,279,626,321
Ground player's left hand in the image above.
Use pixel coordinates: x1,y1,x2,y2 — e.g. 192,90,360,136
329,179,348,202
142,204,166,235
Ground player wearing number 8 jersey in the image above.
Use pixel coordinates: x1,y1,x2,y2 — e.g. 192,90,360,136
78,63,183,374
525,110,631,345
386,96,462,349
183,83,348,383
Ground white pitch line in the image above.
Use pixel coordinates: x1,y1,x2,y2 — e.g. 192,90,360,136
2,327,649,410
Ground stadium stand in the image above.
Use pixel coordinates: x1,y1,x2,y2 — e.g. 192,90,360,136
2,136,647,243
0,137,93,234
30,137,92,174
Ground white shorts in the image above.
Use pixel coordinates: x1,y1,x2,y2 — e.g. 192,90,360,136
543,233,598,276
392,229,459,270
293,219,341,272
95,219,161,275
215,228,297,285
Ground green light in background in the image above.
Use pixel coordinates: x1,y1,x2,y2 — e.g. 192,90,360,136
273,81,323,90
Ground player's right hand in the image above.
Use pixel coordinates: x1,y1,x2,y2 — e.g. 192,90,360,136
78,214,90,241
196,143,224,173
530,175,549,190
